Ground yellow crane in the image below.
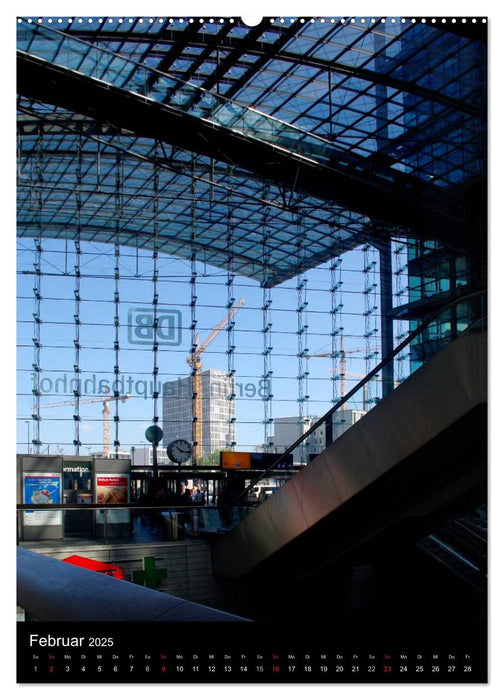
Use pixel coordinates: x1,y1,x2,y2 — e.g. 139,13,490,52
40,388,132,457
187,298,245,462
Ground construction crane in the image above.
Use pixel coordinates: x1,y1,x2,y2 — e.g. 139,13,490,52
305,345,370,401
306,347,399,409
40,388,132,458
187,298,245,462
340,370,400,410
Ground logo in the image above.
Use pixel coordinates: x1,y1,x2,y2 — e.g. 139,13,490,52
127,307,182,346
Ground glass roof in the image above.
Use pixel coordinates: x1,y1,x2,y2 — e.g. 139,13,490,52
16,16,487,286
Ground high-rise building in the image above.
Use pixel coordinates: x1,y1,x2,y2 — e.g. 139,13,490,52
269,410,367,464
162,369,236,458
131,445,171,467
309,409,368,455
401,240,486,372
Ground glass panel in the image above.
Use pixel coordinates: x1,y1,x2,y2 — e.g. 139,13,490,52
18,19,485,205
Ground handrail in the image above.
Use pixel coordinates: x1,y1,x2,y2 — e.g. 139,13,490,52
237,288,487,503
17,547,249,621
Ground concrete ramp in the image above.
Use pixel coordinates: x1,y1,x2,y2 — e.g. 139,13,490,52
212,333,487,579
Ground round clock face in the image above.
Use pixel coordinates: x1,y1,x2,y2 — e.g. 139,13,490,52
167,439,192,464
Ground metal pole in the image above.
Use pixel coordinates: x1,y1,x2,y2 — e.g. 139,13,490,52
103,509,109,546
378,239,395,399
25,421,30,453
152,442,158,479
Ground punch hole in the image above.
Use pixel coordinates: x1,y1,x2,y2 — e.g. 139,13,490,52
241,17,263,26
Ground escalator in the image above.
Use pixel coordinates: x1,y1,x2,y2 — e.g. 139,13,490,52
417,505,487,594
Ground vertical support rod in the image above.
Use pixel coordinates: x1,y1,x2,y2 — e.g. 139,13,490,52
373,30,392,402
393,239,409,383
31,127,43,454
262,281,273,452
363,242,379,407
296,216,309,464
112,141,122,459
261,203,273,452
190,162,200,464
151,143,160,468
329,254,343,446
378,238,395,399
328,69,333,140
73,130,83,455
226,216,237,451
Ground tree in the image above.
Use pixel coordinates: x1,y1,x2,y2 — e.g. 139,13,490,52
197,450,221,467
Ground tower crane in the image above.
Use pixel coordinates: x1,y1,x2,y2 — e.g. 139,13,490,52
305,345,370,402
337,370,400,410
306,348,399,410
40,388,132,458
187,298,245,462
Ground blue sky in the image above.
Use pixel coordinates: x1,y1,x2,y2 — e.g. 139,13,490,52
16,237,402,455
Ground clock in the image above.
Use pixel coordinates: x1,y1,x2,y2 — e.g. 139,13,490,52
167,439,192,465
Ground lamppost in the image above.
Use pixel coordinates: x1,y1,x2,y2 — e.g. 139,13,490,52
145,425,163,479
24,420,30,454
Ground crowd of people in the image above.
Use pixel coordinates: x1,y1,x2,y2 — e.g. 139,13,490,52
134,480,206,532
132,479,252,538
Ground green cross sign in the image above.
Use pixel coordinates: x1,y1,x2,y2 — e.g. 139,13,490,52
132,556,167,589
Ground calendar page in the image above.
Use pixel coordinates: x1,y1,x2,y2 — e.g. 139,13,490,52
14,2,489,689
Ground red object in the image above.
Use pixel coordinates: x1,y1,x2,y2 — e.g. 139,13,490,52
62,555,125,579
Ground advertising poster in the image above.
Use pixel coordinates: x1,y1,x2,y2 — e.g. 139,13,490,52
95,474,130,524
220,451,252,469
14,5,493,692
23,473,62,527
